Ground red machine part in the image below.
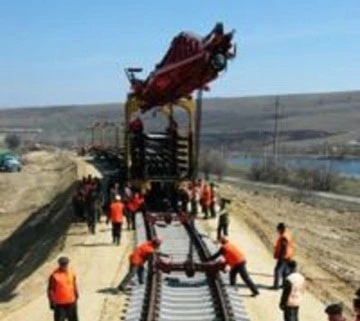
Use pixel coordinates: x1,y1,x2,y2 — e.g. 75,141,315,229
126,23,235,111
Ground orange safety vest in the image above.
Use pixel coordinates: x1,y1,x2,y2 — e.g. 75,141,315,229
222,242,246,268
274,231,294,260
127,195,144,212
49,269,77,305
110,201,124,223
129,241,155,267
201,185,211,207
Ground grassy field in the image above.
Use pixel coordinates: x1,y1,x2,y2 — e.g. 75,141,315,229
226,164,360,198
335,177,360,197
0,90,359,152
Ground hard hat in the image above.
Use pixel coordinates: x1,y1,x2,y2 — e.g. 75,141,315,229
58,256,69,266
115,195,121,201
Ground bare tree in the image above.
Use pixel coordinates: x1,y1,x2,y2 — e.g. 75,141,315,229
4,133,21,150
199,149,212,180
199,149,228,180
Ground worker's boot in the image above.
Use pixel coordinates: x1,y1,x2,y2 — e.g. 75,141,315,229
251,290,260,297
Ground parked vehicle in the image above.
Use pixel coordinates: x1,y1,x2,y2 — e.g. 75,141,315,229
0,152,22,172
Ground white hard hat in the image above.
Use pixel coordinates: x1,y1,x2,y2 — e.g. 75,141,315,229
115,195,121,201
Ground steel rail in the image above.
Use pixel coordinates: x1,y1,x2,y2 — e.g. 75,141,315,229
124,212,250,321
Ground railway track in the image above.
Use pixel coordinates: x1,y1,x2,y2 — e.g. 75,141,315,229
123,213,250,321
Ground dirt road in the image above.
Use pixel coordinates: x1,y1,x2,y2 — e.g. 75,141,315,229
199,183,359,319
199,216,324,320
0,158,134,321
0,222,134,321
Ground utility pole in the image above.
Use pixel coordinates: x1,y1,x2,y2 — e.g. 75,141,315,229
273,96,280,162
194,89,203,179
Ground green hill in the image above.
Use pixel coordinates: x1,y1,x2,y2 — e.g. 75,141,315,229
0,90,359,154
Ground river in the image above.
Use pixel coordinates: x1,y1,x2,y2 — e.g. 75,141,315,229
229,156,360,179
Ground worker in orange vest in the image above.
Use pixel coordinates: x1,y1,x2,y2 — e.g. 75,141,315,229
109,195,124,245
279,260,305,321
47,256,79,321
208,237,259,296
117,238,163,290
273,222,294,289
201,183,212,219
126,192,144,230
325,303,346,321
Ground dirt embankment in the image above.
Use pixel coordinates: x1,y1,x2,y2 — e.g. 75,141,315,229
0,151,77,301
219,184,360,317
0,151,77,242
0,158,135,321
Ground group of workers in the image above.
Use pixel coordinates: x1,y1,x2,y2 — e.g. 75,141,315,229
177,180,219,219
177,180,231,241
54,178,358,321
72,178,145,245
72,175,103,234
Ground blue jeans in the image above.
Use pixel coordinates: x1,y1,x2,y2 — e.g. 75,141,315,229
274,260,290,288
230,263,259,295
118,264,145,289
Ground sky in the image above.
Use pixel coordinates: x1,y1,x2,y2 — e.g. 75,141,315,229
0,0,359,108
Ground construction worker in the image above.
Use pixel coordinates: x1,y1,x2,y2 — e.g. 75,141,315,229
217,198,231,240
273,222,294,289
109,182,120,203
109,195,124,245
208,237,259,296
72,189,85,222
201,183,212,219
354,296,360,321
325,303,346,321
85,190,97,234
191,180,201,216
177,182,190,212
129,116,144,134
210,182,217,218
118,238,163,290
126,192,144,230
279,260,305,321
48,257,79,321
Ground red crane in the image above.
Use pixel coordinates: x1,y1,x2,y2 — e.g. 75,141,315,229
125,23,236,112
